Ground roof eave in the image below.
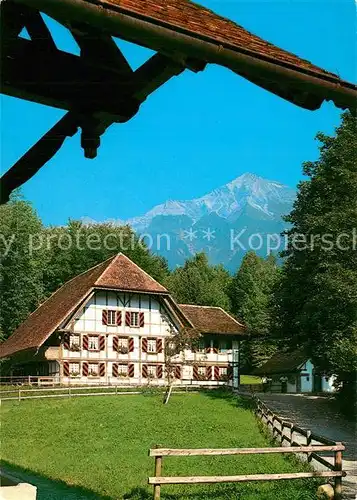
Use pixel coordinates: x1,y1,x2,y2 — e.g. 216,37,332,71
15,0,357,111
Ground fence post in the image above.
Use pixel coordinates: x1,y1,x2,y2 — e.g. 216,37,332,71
306,430,312,462
334,443,343,500
18,388,21,403
153,446,162,500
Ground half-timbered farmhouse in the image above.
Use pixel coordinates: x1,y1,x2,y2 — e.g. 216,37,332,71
0,254,246,386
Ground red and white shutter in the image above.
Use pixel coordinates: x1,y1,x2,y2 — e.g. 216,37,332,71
157,339,163,353
128,363,135,378
139,312,145,327
99,335,106,351
205,341,211,354
63,361,70,376
129,338,134,353
157,365,163,378
142,338,148,353
193,365,198,380
102,310,108,325
116,311,122,326
113,336,119,352
175,365,182,379
214,366,220,380
82,335,88,351
112,363,118,377
63,334,70,350
82,362,89,376
125,311,131,326
206,366,213,380
99,363,106,377
142,364,148,378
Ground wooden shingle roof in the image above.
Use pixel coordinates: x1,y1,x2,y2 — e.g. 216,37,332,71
102,0,337,80
179,304,246,336
254,349,308,376
0,253,168,358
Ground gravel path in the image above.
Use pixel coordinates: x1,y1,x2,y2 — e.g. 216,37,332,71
258,393,357,498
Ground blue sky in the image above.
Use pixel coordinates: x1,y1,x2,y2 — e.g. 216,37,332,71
1,0,355,225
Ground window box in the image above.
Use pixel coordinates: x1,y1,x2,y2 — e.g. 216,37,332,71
70,372,80,377
69,344,81,352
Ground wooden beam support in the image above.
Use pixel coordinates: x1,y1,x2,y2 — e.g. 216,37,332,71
1,37,140,120
0,113,78,204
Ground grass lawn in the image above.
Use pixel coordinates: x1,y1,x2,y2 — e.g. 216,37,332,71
1,391,319,500
240,375,262,385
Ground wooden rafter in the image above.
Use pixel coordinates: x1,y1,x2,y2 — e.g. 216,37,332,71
0,2,196,203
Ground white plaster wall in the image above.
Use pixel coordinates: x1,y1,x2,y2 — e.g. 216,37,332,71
300,359,313,392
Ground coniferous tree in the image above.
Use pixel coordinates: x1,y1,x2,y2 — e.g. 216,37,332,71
230,251,279,370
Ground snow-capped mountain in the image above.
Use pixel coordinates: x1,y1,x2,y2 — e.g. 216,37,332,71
127,173,295,231
83,173,296,270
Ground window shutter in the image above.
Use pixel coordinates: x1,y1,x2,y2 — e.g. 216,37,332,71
157,365,163,378
193,365,198,380
63,334,70,350
82,362,89,376
139,312,145,327
129,337,134,352
142,364,148,378
228,365,233,380
214,366,220,380
142,338,148,353
112,363,118,377
113,336,118,352
63,361,70,376
116,311,122,326
99,335,106,351
157,338,163,353
99,363,106,377
82,335,88,351
102,310,108,325
206,366,213,380
125,311,131,326
128,363,135,378
175,365,182,379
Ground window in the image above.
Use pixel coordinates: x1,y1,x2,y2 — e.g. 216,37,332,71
70,335,80,348
147,365,156,377
69,362,80,375
219,341,230,353
89,363,99,376
198,366,206,376
107,310,116,326
219,367,228,376
130,312,139,327
147,339,157,353
118,364,128,375
88,336,99,350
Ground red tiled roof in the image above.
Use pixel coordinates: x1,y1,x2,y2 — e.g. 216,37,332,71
179,304,246,336
103,0,337,81
0,253,168,358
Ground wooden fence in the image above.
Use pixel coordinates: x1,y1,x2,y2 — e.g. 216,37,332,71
254,396,346,498
0,384,203,402
148,444,346,500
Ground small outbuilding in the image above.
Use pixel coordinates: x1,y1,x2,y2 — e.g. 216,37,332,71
255,350,336,394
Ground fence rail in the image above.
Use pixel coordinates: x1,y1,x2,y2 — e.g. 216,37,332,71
254,396,346,499
0,384,203,402
148,443,346,500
